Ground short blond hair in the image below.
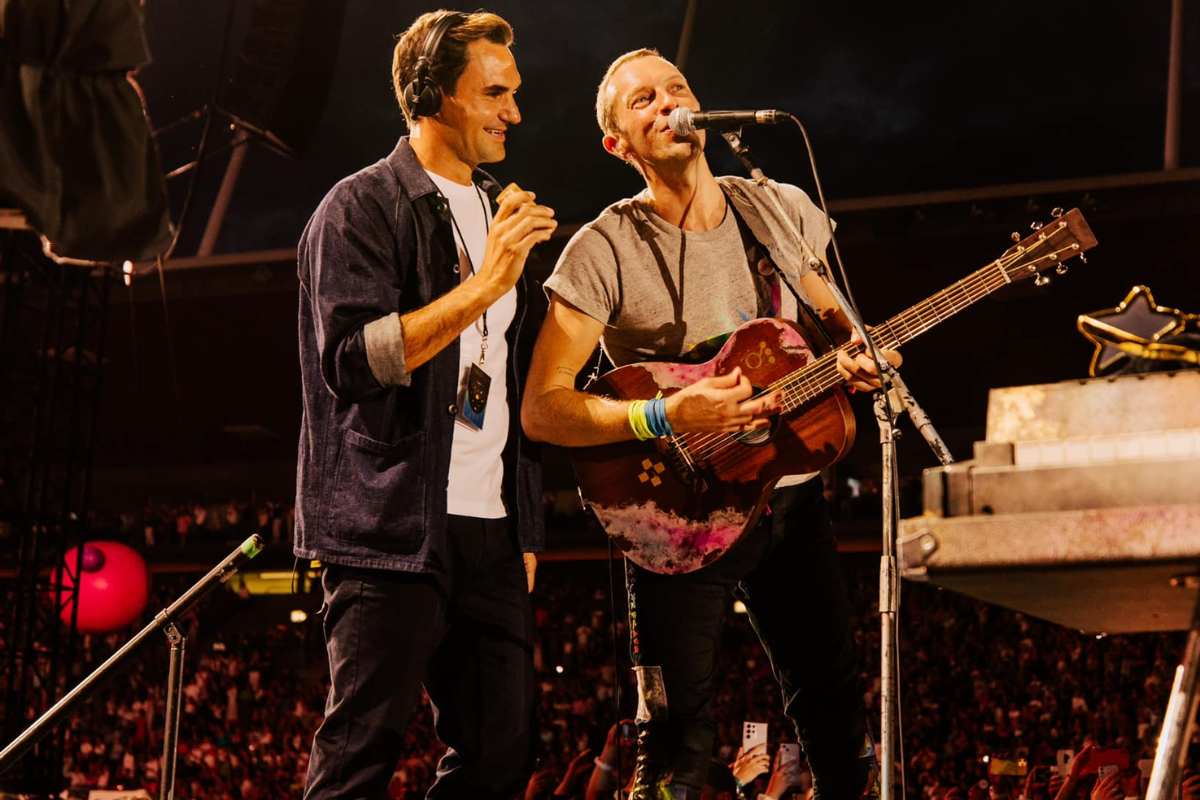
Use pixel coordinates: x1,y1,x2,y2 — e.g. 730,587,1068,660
392,10,514,126
595,48,664,137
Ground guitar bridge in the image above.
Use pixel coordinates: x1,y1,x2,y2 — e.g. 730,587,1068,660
665,437,707,494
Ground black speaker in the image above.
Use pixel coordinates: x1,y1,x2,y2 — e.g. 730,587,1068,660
220,0,349,160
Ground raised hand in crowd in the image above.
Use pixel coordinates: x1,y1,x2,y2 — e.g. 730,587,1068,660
1089,772,1122,800
730,743,770,787
1182,770,1200,800
1023,766,1040,800
1056,745,1096,800
525,764,559,800
1047,770,1065,800
554,749,593,799
762,746,802,800
586,720,635,800
1023,766,1050,800
969,779,991,800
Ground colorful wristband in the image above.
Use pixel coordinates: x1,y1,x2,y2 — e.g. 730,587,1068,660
646,397,674,438
628,399,654,440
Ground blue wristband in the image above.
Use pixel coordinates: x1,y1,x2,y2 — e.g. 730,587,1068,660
646,397,674,438
658,399,673,437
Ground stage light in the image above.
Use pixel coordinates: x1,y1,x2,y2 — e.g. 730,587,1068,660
733,600,747,614
290,609,307,623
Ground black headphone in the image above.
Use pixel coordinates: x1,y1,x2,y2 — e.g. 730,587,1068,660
403,11,467,120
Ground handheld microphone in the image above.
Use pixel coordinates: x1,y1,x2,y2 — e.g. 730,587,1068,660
667,107,782,137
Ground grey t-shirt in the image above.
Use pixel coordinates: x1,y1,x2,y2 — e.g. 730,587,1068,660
544,175,833,367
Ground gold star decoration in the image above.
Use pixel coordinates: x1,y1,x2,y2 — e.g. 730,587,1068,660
1077,285,1188,377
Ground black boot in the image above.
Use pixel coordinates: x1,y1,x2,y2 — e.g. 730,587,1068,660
811,732,880,800
629,723,674,800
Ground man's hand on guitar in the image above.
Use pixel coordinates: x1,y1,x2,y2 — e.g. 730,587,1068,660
664,367,782,434
835,329,902,392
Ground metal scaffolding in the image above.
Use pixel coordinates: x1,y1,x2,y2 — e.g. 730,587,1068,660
0,231,112,796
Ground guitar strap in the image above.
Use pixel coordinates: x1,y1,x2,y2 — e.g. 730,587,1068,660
723,189,838,351
625,560,643,666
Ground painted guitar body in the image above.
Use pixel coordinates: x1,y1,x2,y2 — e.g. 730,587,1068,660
570,319,854,574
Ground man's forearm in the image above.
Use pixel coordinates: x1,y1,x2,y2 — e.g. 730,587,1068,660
798,269,854,341
387,277,500,382
522,385,635,447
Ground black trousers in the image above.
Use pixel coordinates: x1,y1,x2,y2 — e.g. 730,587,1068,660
629,478,868,798
303,515,536,800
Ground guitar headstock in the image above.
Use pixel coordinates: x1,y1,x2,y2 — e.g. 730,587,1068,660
999,207,1097,285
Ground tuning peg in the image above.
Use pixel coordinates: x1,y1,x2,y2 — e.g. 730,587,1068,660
1010,232,1021,242
1034,274,1050,287
1030,221,1044,231
1051,207,1064,218
1056,264,1068,275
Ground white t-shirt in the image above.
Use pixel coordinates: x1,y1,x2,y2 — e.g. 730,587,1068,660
425,170,516,519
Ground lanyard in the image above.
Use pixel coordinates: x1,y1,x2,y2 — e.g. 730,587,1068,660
445,184,492,364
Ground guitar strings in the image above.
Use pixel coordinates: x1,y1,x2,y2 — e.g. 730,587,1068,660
683,239,1075,465
672,238,1076,467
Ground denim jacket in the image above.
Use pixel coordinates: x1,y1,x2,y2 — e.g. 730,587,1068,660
294,137,544,574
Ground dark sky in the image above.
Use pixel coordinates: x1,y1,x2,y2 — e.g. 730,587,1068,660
136,1,1198,255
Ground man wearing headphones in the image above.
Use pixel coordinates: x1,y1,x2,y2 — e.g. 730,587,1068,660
295,10,556,799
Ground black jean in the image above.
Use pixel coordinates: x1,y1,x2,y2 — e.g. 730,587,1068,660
628,478,868,799
303,515,536,800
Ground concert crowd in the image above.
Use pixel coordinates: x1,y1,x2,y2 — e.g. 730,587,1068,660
3,531,1187,800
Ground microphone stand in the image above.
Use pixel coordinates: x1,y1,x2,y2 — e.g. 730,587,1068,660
721,129,955,800
876,360,955,469
720,130,767,185
0,535,265,800
808,256,955,800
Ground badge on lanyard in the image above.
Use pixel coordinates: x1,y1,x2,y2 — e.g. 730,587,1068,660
460,362,491,429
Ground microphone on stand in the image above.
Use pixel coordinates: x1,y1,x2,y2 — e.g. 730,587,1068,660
667,107,783,137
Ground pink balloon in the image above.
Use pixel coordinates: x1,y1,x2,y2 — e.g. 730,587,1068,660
58,541,150,633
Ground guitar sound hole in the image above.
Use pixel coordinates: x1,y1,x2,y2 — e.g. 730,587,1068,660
733,415,779,447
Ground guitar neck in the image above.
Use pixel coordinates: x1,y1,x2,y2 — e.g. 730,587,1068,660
779,260,1012,406
872,260,1012,351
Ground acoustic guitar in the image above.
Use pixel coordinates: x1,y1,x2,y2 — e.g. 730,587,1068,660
569,209,1097,574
